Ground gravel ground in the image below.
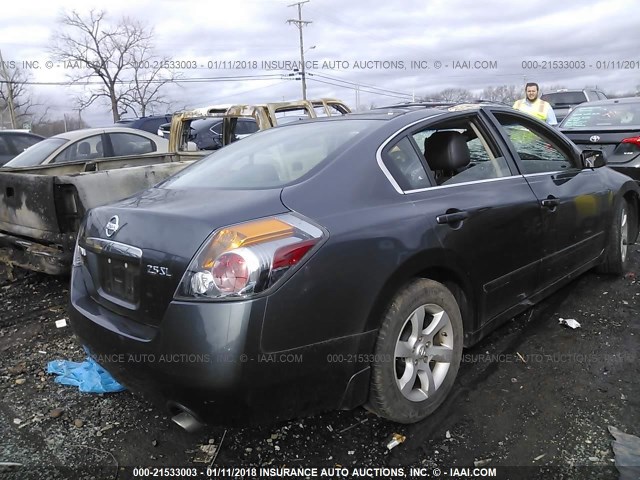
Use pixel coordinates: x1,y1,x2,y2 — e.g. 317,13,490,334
0,248,638,480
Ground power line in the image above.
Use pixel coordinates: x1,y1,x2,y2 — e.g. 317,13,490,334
287,0,312,100
308,71,414,97
0,74,286,87
190,80,289,107
307,77,412,101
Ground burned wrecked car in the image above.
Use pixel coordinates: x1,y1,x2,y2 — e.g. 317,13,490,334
0,99,349,275
167,98,350,152
69,104,638,427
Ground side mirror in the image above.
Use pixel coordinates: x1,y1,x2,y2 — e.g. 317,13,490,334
581,149,606,168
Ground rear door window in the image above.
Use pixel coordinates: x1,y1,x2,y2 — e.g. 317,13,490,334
410,117,512,187
108,133,156,156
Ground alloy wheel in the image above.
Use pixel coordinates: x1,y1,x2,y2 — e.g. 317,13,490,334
394,303,454,402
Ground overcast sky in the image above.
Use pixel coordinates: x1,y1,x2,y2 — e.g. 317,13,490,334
1,0,638,127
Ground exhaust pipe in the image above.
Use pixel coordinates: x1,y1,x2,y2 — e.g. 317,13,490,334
171,408,205,433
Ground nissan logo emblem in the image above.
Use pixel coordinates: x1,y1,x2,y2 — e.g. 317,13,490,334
589,135,601,143
105,215,120,237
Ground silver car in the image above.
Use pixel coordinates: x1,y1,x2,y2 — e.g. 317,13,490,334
2,127,168,168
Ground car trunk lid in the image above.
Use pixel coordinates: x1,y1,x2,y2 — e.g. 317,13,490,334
80,186,288,326
561,127,640,164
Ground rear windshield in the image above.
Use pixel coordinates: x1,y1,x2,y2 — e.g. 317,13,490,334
163,119,376,189
541,92,587,107
561,103,640,129
2,138,67,167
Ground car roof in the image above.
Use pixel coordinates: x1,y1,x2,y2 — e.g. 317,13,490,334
544,89,604,94
0,130,43,136
345,102,509,122
51,127,165,141
570,96,640,107
117,114,171,121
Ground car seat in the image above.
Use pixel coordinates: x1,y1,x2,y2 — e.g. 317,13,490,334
77,142,91,159
423,131,471,185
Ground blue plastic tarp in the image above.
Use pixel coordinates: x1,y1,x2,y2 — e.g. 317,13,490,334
47,356,126,393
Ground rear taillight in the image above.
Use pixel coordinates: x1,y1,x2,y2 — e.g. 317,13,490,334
176,214,325,300
622,136,640,146
72,222,87,267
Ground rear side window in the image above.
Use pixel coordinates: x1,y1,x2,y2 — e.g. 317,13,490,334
163,120,376,189
382,137,430,190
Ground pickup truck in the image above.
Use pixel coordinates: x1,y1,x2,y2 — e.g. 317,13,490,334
0,99,350,275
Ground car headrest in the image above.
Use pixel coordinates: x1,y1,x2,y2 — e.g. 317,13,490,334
424,131,470,171
78,142,91,155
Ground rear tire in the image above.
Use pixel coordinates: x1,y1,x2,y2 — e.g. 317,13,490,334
367,279,463,424
597,200,631,275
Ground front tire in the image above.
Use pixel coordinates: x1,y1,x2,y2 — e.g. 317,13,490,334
598,200,631,275
367,279,463,423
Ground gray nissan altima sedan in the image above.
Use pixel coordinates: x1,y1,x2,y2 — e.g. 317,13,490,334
68,104,639,427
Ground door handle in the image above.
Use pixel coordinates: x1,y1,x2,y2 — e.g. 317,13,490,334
540,197,559,209
436,211,469,225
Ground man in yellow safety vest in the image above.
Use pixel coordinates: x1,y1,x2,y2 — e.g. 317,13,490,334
512,83,557,126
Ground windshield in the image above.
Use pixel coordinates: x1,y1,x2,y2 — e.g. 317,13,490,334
3,138,68,167
163,119,377,189
561,103,640,129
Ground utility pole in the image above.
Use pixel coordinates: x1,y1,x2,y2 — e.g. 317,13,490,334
287,1,312,100
0,50,18,129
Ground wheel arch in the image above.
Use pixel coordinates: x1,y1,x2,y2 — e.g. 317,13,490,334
622,188,640,244
365,250,477,346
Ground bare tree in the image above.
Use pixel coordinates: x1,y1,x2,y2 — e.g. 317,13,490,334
32,114,90,137
434,88,473,102
50,10,174,122
480,86,501,102
493,85,520,104
121,46,178,117
0,52,48,129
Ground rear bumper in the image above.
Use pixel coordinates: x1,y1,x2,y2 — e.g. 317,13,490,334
68,268,375,425
0,232,70,275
